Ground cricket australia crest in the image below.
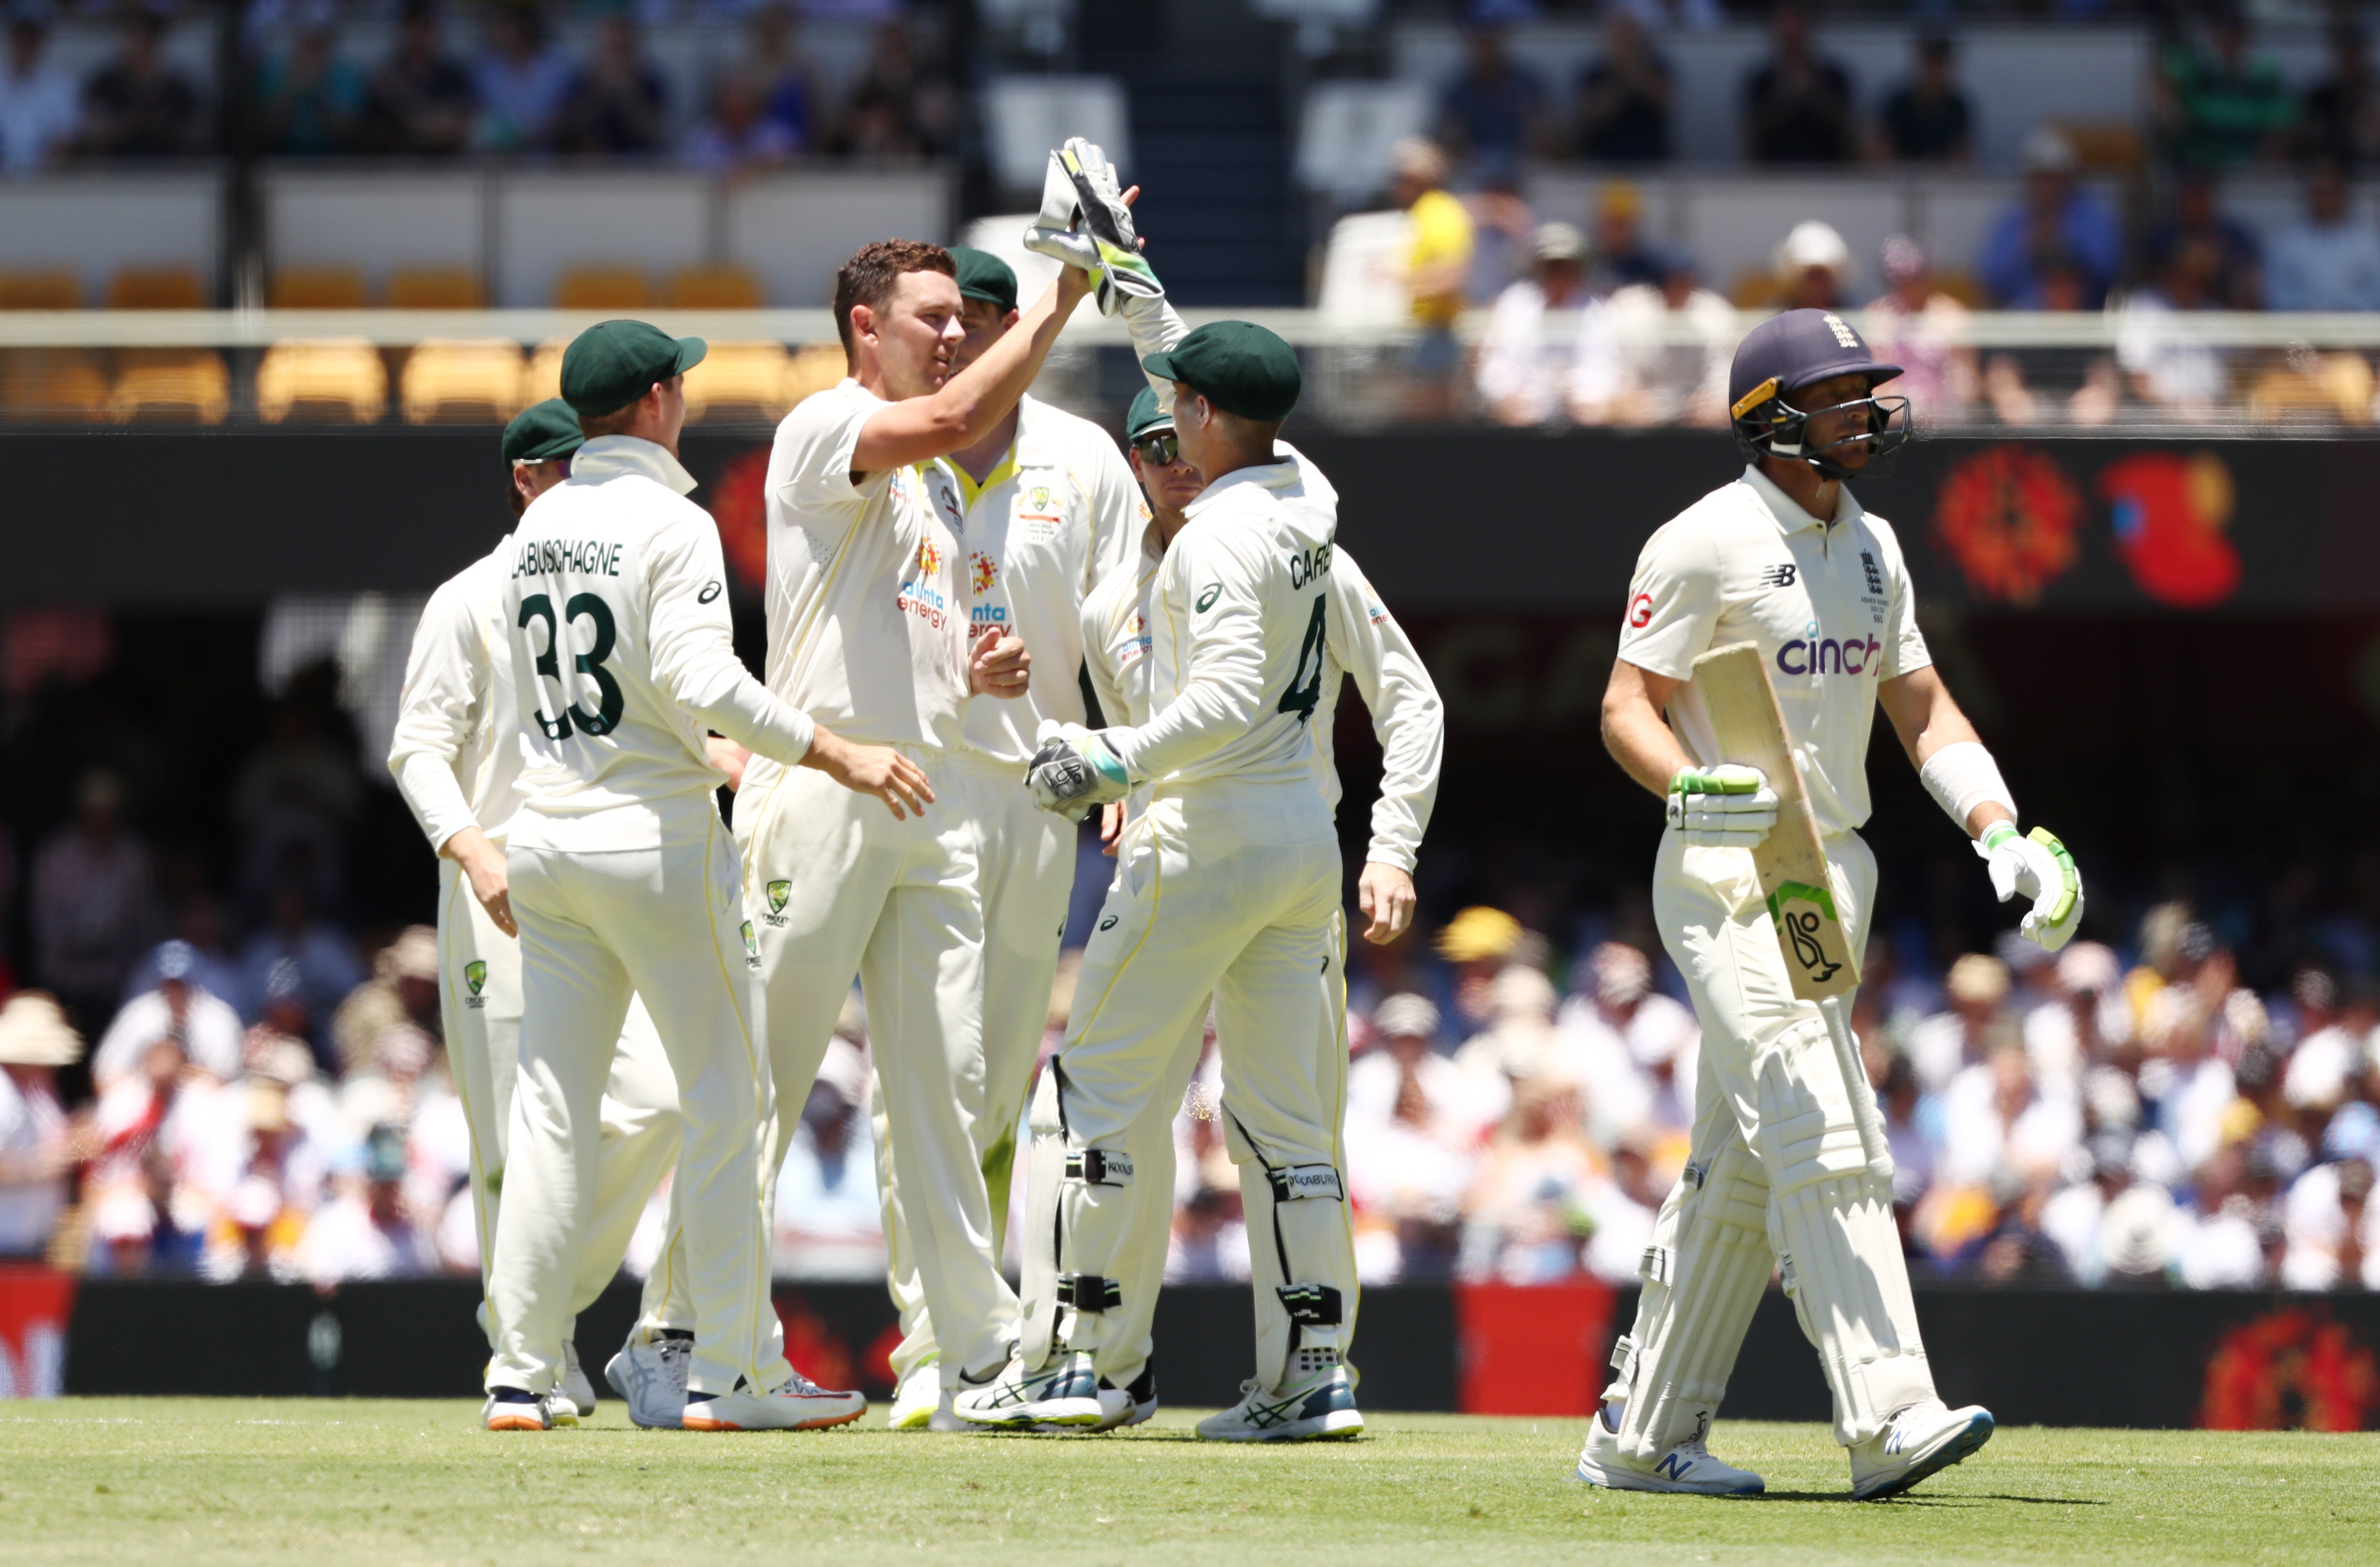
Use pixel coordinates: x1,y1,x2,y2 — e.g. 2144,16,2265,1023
764,878,791,925
463,958,488,1009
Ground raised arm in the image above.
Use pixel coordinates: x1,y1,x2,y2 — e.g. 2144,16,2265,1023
852,269,1093,476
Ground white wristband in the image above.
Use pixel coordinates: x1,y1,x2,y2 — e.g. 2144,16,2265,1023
1918,740,2016,834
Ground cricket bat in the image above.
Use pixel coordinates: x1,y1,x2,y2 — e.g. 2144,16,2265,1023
1689,640,1894,1183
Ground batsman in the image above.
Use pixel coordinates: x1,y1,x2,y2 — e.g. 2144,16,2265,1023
1585,309,2084,1500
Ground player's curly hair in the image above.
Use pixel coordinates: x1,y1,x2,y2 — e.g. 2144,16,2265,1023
833,239,957,367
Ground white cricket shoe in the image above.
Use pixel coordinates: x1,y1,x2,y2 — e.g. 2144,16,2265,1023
1195,1366,1363,1443
1574,1406,1764,1495
1092,1363,1158,1432
482,1389,577,1432
1848,1400,1994,1500
887,1366,973,1431
682,1372,866,1432
951,1351,1104,1430
605,1328,691,1430
557,1340,597,1420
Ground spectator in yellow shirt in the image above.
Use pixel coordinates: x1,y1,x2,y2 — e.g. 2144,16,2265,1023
1391,136,1474,418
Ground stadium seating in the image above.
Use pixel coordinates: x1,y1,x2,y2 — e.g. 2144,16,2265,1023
0,351,110,419
106,268,206,311
109,349,230,423
256,340,389,424
267,268,368,311
554,268,652,311
386,268,487,311
982,76,1130,196
667,266,766,309
0,270,82,310
399,341,526,424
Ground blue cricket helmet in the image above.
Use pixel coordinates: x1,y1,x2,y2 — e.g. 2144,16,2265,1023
1728,308,1911,479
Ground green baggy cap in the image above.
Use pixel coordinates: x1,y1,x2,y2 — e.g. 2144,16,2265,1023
503,397,586,464
1140,320,1300,423
950,246,1019,312
1124,385,1173,441
560,319,707,417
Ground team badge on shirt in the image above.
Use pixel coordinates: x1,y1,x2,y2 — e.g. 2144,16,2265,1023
916,541,943,578
972,552,997,596
741,921,760,969
463,959,487,1009
763,879,792,926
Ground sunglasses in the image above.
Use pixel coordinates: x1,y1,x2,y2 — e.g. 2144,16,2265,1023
1131,430,1180,467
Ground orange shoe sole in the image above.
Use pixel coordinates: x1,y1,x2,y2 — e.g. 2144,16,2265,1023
485,1413,549,1431
681,1406,866,1432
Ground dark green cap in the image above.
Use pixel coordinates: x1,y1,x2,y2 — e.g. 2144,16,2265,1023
950,246,1018,312
502,397,585,464
1124,385,1172,440
1141,321,1300,423
559,319,707,417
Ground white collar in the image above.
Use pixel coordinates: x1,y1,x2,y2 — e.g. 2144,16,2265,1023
1184,455,1300,520
571,435,698,496
1739,462,1858,537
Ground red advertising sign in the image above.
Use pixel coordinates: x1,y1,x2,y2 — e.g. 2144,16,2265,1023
0,1265,75,1399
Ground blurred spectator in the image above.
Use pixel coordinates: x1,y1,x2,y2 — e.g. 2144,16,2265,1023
1742,1,1855,166
1862,235,1976,427
554,15,666,157
1436,24,1547,180
1455,964,1561,1087
1432,904,1529,1039
233,882,362,1057
2281,1105,2379,1290
255,18,366,158
472,2,571,154
2299,24,2378,169
0,994,80,1258
1574,8,1669,164
1610,0,1720,27
1910,952,2010,1097
1979,128,2122,309
1586,180,1662,294
79,10,205,158
2175,1142,2276,1289
199,1078,317,1282
1345,994,1486,1281
362,1,476,157
2158,9,2295,170
230,686,363,913
124,898,240,1008
2143,171,2262,311
1877,1051,1933,1214
830,22,958,158
1876,29,1971,164
1476,221,1593,428
2117,235,2231,419
1939,1034,2082,1190
294,1124,434,1284
1459,172,1536,307
1772,219,1852,311
1550,942,1673,1144
772,1037,881,1278
2023,940,2132,1091
31,770,160,1042
683,70,795,175
0,10,77,174
746,4,817,155
2284,968,2364,1120
2265,162,2380,313
1583,251,1732,428
91,940,243,1092
1348,993,1501,1144
330,927,439,1078
1390,136,1472,422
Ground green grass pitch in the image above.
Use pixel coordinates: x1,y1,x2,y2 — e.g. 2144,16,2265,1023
0,1400,2374,1565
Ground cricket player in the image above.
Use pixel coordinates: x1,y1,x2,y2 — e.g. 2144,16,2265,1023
1047,383,1444,1431
484,320,930,1432
733,238,1090,1414
869,246,1145,1431
957,322,1367,1442
1580,308,2084,1498
389,399,686,1425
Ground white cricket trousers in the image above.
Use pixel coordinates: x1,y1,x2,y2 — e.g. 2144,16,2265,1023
489,823,788,1400
1020,787,1356,1394
1610,827,1935,1455
736,747,1014,1387
436,858,688,1342
871,747,1077,1390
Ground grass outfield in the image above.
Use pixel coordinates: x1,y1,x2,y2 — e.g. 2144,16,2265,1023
0,1402,2373,1566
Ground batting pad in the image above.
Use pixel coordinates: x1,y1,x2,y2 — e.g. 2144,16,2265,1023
1770,1172,1936,1445
1229,1111,1359,1391
1014,1065,1069,1372
1609,1138,1775,1461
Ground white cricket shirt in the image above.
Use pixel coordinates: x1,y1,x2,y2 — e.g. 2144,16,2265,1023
952,394,1143,765
1617,463,1930,838
390,545,525,851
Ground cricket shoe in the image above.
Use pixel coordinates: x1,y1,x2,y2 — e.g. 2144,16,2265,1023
1195,1366,1363,1443
888,1366,972,1432
1849,1401,1994,1501
951,1351,1104,1430
1574,1406,1763,1495
682,1372,866,1432
483,1388,578,1431
1092,1362,1159,1432
557,1340,597,1420
605,1327,691,1430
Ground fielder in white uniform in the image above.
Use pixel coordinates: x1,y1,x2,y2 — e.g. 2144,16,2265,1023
1581,309,2083,1499
388,399,686,1425
482,320,929,1433
732,239,1090,1409
957,321,1367,1442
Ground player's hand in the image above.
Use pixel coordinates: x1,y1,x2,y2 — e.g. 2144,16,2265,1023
1026,718,1132,815
969,627,1032,697
1666,764,1779,848
1023,139,1162,316
705,735,751,792
445,825,516,938
1099,800,1126,856
803,725,934,820
1976,822,2084,951
1357,861,1416,945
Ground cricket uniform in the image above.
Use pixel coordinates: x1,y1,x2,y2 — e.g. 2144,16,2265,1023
486,435,817,1400
871,394,1144,1391
1607,463,1937,1453
389,547,687,1343
737,379,1016,1389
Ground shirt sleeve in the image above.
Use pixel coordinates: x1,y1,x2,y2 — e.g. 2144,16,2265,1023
1107,523,1272,781
1874,519,1933,679
1078,431,1146,597
1080,576,1133,733
1614,514,1722,681
385,573,490,854
645,507,816,765
1324,550,1443,872
773,385,893,550
1120,292,1191,410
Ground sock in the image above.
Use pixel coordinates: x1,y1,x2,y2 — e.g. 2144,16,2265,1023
489,1387,536,1404
1601,1398,1623,1434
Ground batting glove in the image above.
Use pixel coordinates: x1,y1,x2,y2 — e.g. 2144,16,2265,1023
1021,138,1163,317
1026,718,1134,816
1666,764,1779,848
1976,822,2084,951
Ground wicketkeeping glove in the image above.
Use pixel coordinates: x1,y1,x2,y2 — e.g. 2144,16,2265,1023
1666,765,1780,848
1976,822,2084,951
1021,137,1163,317
1026,718,1134,816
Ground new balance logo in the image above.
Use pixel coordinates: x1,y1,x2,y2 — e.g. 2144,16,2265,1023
1757,563,1797,588
1656,1452,1696,1480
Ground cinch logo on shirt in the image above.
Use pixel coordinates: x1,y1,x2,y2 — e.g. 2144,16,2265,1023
1777,630,1884,678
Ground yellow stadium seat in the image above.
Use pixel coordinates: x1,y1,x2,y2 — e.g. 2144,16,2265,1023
257,339,388,424
0,270,82,310
268,268,367,310
784,343,844,407
0,350,109,417
110,349,230,421
520,339,567,406
106,267,207,311
400,339,527,424
554,268,649,310
387,267,487,310
667,266,764,309
683,341,796,423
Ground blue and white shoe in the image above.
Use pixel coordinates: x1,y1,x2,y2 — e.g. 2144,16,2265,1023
952,1352,1104,1430
604,1328,691,1430
1194,1366,1363,1442
557,1340,597,1421
482,1387,577,1432
1093,1362,1159,1432
1849,1401,1994,1500
1575,1405,1763,1495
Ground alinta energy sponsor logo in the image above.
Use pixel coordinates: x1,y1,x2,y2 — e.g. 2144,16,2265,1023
897,539,953,629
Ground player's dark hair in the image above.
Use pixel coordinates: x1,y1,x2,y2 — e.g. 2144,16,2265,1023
833,239,957,367
577,402,644,437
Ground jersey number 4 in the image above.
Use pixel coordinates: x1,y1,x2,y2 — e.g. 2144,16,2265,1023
1276,596,1327,722
519,591,624,739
